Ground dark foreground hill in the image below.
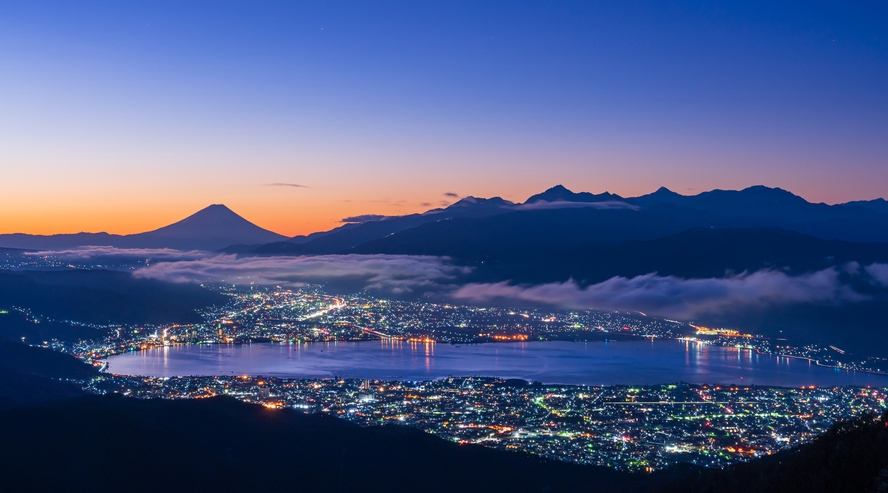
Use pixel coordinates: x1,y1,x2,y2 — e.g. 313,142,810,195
0,342,98,409
0,269,226,328
0,341,98,380
0,395,667,493
1,392,886,493
0,308,106,343
657,411,888,493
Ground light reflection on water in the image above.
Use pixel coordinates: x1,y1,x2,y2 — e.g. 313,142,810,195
105,340,888,387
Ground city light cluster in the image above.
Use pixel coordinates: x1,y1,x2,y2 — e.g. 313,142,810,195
85,375,887,471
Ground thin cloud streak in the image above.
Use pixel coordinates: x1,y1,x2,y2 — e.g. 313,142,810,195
28,246,210,260
341,214,386,224
266,183,309,188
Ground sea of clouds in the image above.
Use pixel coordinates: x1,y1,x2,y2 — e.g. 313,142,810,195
31,246,888,319
133,254,470,294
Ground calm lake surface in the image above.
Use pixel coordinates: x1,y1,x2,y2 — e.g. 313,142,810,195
105,340,888,387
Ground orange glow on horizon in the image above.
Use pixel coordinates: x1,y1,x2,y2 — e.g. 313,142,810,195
1,179,878,238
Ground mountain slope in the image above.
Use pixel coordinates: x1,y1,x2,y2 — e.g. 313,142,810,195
232,196,519,255
0,342,98,409
628,185,873,220
0,342,98,380
350,206,726,255
525,184,624,203
238,185,888,256
657,412,888,493
843,198,888,215
0,395,652,493
460,227,888,285
120,204,287,250
0,204,287,251
0,232,124,250
0,269,226,328
624,185,888,242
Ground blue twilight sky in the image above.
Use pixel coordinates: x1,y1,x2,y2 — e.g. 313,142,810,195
1,1,887,235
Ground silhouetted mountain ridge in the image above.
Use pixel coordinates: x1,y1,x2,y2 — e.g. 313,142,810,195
4,185,888,252
0,204,287,250
844,198,888,215
525,184,623,203
124,204,287,249
232,184,888,255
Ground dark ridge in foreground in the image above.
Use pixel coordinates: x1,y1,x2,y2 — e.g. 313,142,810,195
0,269,226,327
1,383,886,492
0,343,98,409
657,411,888,493
0,308,105,343
0,342,98,380
0,395,664,493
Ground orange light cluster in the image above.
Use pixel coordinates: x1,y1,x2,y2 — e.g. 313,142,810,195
694,325,742,336
492,334,529,341
407,337,435,343
725,446,755,454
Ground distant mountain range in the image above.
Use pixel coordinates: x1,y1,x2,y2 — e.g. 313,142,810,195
224,185,888,257
4,185,888,253
196,185,888,262
0,204,287,251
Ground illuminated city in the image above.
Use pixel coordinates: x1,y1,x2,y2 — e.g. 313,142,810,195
4,283,882,473
85,374,885,472
31,286,883,376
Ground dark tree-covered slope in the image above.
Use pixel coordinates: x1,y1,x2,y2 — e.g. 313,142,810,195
0,309,106,343
0,342,97,409
357,227,888,285
0,342,98,380
2,392,886,492
0,395,664,493
0,269,226,325
657,412,888,493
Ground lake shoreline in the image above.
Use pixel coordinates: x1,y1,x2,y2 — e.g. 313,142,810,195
103,339,888,388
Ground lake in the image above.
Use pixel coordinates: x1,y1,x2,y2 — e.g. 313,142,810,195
104,339,888,387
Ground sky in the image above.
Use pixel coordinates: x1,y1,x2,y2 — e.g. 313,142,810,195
1,1,887,236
